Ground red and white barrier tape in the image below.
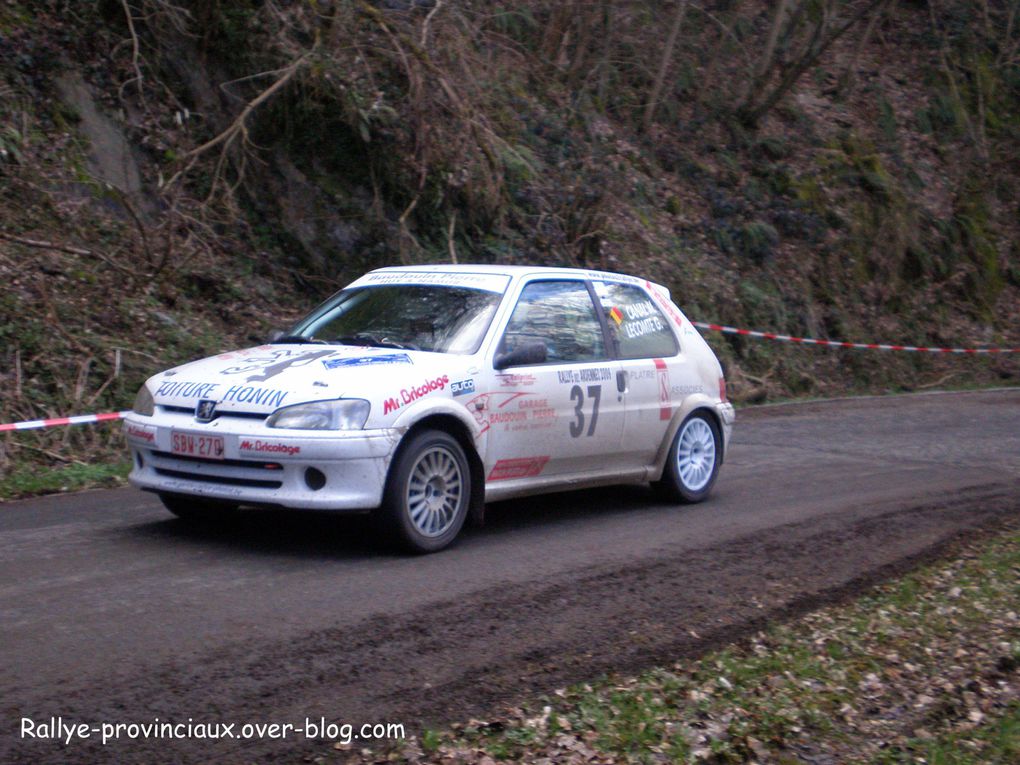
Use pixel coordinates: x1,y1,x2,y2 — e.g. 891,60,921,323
692,322,1020,354
0,411,131,433
1,322,1016,432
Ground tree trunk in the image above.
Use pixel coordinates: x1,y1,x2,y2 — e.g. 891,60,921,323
756,0,795,81
642,0,690,133
740,0,885,128
596,0,616,104
837,0,890,96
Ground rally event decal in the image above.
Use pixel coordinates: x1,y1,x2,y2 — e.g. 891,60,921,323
322,353,412,370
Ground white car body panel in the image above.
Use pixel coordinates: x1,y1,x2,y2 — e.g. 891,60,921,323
126,265,733,513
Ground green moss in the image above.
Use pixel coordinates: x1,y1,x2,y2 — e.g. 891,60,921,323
924,92,965,138
737,278,788,329
759,163,794,196
793,175,826,212
737,220,779,263
0,461,131,500
922,179,1004,319
834,134,894,202
877,96,898,144
0,3,33,33
915,107,935,135
500,143,539,188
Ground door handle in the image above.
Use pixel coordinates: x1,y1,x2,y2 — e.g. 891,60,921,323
616,370,627,393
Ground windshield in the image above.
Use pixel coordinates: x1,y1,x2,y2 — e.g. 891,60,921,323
288,285,504,354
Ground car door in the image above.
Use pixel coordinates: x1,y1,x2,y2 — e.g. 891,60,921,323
482,279,624,481
591,279,687,467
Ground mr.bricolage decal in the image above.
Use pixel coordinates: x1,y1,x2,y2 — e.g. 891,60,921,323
382,375,450,415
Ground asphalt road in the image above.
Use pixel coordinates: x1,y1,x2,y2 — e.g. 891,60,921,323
2,389,1018,764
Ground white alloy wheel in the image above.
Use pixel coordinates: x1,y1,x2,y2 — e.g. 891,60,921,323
406,444,465,538
654,411,721,503
676,416,716,492
382,429,472,553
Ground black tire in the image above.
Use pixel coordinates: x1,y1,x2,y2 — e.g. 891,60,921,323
654,411,721,504
381,429,471,553
159,493,240,523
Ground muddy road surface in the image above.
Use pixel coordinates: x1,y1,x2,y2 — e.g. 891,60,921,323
2,389,1018,763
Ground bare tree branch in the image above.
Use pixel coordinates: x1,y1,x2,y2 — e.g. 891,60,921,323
118,0,150,109
447,209,458,264
0,231,139,279
165,54,310,191
420,0,445,48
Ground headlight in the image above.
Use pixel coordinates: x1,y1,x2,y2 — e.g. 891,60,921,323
133,385,155,416
266,399,370,430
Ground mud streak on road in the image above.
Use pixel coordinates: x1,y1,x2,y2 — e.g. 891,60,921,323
7,483,1019,764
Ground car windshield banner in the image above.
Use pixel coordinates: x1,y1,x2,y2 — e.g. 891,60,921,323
347,271,511,293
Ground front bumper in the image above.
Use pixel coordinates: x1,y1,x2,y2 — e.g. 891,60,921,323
124,411,400,511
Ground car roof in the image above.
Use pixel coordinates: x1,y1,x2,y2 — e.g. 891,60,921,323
367,264,668,292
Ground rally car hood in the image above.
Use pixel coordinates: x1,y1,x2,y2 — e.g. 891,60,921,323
148,344,467,415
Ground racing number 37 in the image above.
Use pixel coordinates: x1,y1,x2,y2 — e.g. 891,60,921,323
569,385,601,437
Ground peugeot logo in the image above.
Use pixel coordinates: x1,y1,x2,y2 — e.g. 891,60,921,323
195,399,218,423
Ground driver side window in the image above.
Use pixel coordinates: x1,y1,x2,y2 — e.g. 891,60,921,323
500,281,608,363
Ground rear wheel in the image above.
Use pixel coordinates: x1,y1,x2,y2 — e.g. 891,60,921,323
381,429,471,553
159,494,240,523
654,411,721,503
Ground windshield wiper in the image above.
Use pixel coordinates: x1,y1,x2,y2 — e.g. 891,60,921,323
269,335,327,345
333,334,415,350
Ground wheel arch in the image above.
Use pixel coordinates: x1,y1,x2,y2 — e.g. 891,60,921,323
389,413,486,527
650,400,725,481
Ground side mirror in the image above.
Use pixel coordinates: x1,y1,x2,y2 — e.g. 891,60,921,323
494,342,547,370
268,329,286,342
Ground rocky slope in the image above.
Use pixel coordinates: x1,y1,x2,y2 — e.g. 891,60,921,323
1,0,1018,475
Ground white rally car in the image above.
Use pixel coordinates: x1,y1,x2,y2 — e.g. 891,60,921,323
126,265,734,552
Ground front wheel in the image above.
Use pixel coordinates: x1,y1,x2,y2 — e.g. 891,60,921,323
381,429,471,553
654,411,721,503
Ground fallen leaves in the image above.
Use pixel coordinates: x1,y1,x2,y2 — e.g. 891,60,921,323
338,527,1020,764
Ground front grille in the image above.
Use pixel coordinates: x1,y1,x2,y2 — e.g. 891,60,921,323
159,405,268,421
150,450,282,470
153,467,283,489
147,449,286,491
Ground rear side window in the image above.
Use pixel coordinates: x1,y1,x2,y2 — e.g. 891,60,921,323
594,282,679,359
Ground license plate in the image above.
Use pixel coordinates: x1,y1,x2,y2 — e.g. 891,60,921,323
171,432,225,460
